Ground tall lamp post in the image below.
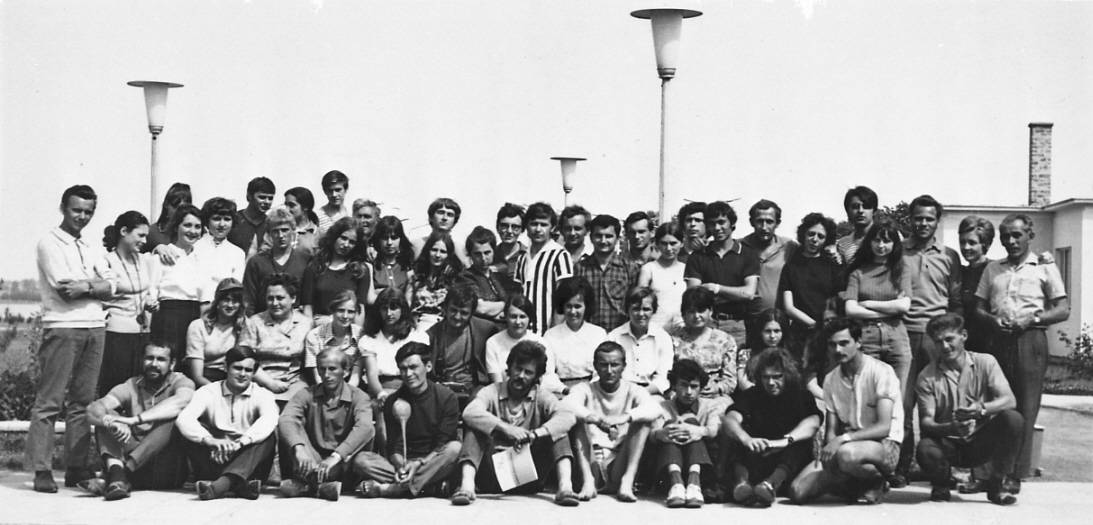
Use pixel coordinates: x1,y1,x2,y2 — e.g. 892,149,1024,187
631,6,701,221
550,156,586,207
128,80,183,219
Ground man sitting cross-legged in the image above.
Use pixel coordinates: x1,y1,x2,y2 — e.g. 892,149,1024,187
564,341,662,502
451,340,580,506
649,359,723,508
788,317,903,505
722,348,821,507
176,345,279,500
278,348,375,501
916,313,1023,505
356,342,462,498
82,341,195,500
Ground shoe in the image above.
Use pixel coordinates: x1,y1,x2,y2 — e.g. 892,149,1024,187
451,488,475,506
317,482,341,502
77,477,106,496
987,479,1017,506
33,471,58,493
887,473,908,489
702,484,725,503
684,484,704,508
958,477,986,494
278,479,309,498
929,486,951,502
357,480,382,498
64,468,94,488
196,480,221,501
1003,476,1021,495
753,481,776,507
237,480,262,500
104,481,131,501
861,479,889,505
554,489,580,507
732,482,754,505
666,483,686,508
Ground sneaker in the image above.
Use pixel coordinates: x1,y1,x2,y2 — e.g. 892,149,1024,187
77,477,107,496
279,479,309,498
929,486,951,502
33,471,58,494
666,483,686,508
104,481,131,501
753,481,776,507
317,482,341,502
684,484,704,508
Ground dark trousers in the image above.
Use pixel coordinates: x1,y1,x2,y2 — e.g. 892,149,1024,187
916,410,1024,485
278,440,366,489
899,331,937,473
185,437,275,482
729,440,812,485
993,328,1048,478
96,422,187,489
99,331,149,397
150,300,201,367
655,439,712,477
460,428,572,493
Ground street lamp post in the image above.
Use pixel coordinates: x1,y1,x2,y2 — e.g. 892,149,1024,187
631,6,702,221
550,156,586,207
128,80,183,219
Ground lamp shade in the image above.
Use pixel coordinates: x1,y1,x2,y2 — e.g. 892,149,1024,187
550,156,586,192
631,7,702,79
127,80,183,134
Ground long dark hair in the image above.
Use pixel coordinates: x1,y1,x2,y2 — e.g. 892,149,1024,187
156,183,192,229
412,231,464,278
371,216,414,268
314,217,369,278
103,211,150,252
364,288,415,340
845,219,904,287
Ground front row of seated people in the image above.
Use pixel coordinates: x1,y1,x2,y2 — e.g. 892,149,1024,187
81,312,1021,507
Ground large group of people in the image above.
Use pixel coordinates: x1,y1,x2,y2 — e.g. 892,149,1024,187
29,173,1068,510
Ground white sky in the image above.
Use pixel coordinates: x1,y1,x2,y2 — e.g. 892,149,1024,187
2,0,1092,279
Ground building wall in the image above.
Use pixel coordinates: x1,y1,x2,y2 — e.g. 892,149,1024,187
1051,206,1091,357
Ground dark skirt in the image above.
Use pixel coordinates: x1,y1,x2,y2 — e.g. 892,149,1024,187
99,331,150,397
151,300,202,367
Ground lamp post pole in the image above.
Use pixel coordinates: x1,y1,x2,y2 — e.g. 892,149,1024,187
128,80,183,219
550,156,586,207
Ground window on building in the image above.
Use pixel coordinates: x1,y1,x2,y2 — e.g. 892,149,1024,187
1055,247,1072,296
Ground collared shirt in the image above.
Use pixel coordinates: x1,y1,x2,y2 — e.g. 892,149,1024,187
740,233,798,314
37,227,114,328
669,326,737,397
836,232,866,266
975,251,1066,321
279,382,374,459
227,208,267,256
683,240,760,318
543,321,607,381
192,236,245,303
653,395,726,439
240,310,311,401
823,354,904,443
902,238,962,333
563,381,660,451
463,383,576,441
176,381,279,444
358,329,430,378
609,322,674,393
384,381,460,458
575,253,641,331
105,372,194,435
514,240,574,335
152,243,205,302
101,250,155,333
303,319,363,369
916,351,1011,440
185,318,238,373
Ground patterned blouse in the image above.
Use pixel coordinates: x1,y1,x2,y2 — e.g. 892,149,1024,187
669,326,738,398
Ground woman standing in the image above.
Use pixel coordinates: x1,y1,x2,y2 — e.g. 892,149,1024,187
542,277,607,395
185,278,245,386
300,217,375,324
143,182,191,253
304,290,364,387
370,216,415,295
777,212,843,361
638,223,686,330
98,211,155,395
284,187,321,257
407,232,463,331
957,215,996,354
669,286,737,403
149,204,207,364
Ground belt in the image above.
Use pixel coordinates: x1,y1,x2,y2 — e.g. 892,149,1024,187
713,313,745,321
865,318,901,326
560,375,592,383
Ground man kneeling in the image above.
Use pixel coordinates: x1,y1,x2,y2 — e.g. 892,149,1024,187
916,313,1023,505
650,359,723,508
83,341,195,500
452,340,579,506
278,348,375,501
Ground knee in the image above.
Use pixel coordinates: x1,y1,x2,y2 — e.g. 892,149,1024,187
437,440,462,460
996,410,1025,435
915,438,943,467
834,446,862,472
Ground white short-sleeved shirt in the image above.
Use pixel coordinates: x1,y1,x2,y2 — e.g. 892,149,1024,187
641,260,686,330
823,354,904,443
357,329,430,378
609,322,674,393
975,252,1067,321
485,330,545,378
192,236,246,303
543,321,607,381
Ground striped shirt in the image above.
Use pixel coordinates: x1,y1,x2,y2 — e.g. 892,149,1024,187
514,240,573,335
836,232,866,266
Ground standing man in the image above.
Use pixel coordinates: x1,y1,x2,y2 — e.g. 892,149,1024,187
895,194,963,485
83,341,194,500
514,202,574,335
278,348,375,501
452,341,579,506
492,203,527,279
317,170,349,234
228,177,276,258
427,286,500,405
975,213,1068,484
684,201,760,348
739,199,797,348
351,199,381,242
411,197,464,261
836,186,877,265
560,205,594,263
356,342,462,498
574,214,641,332
29,184,116,493
622,211,658,264
676,201,707,264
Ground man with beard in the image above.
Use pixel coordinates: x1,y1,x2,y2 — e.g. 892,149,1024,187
228,177,276,257
835,186,877,265
451,340,579,506
83,342,195,499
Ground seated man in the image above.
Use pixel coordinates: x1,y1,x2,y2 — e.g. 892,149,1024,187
452,340,579,506
722,348,821,507
650,359,723,508
788,318,903,505
564,341,661,502
83,341,195,500
176,346,279,500
427,285,500,405
356,342,462,498
916,313,1023,505
278,348,375,501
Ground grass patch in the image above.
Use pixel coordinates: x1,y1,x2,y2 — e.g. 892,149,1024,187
1045,356,1093,395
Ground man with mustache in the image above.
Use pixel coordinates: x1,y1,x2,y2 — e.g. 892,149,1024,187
83,341,195,500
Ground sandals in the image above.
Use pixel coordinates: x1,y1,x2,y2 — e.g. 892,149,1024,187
450,488,476,506
554,489,580,507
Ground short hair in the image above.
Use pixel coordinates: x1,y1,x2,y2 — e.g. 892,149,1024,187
958,215,995,250
321,170,349,191
843,186,878,211
352,198,380,215
427,197,462,225
749,199,782,223
465,225,498,254
496,203,526,227
654,222,683,242
909,194,944,218
823,317,862,342
506,340,548,378
263,272,299,298
246,177,275,198
748,348,804,393
155,183,192,227
266,206,295,230
624,211,653,232
103,211,150,251
395,341,432,365
144,339,174,360
560,205,591,225
593,340,626,364
624,286,657,313
225,345,258,367
167,204,203,242
589,214,621,236
1001,213,1034,232
705,201,738,226
327,289,358,313
525,202,558,226
504,294,537,332
680,286,714,314
926,313,966,340
667,358,709,388
200,197,237,229
795,212,837,247
444,284,478,312
677,201,706,222
61,185,98,207
316,348,350,370
552,277,597,319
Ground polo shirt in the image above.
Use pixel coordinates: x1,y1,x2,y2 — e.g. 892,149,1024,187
776,252,844,324
683,240,760,318
609,322,673,393
730,386,822,439
902,238,963,333
822,354,904,443
227,208,267,256
514,240,574,335
462,383,576,441
740,233,798,314
975,251,1067,321
105,372,195,434
574,253,641,332
279,382,374,459
37,227,113,328
543,321,607,381
175,381,279,444
916,351,1011,440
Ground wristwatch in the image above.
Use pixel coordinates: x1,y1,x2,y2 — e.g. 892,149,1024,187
784,435,795,444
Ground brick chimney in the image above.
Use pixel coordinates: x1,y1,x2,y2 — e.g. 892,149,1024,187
1028,122,1053,207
